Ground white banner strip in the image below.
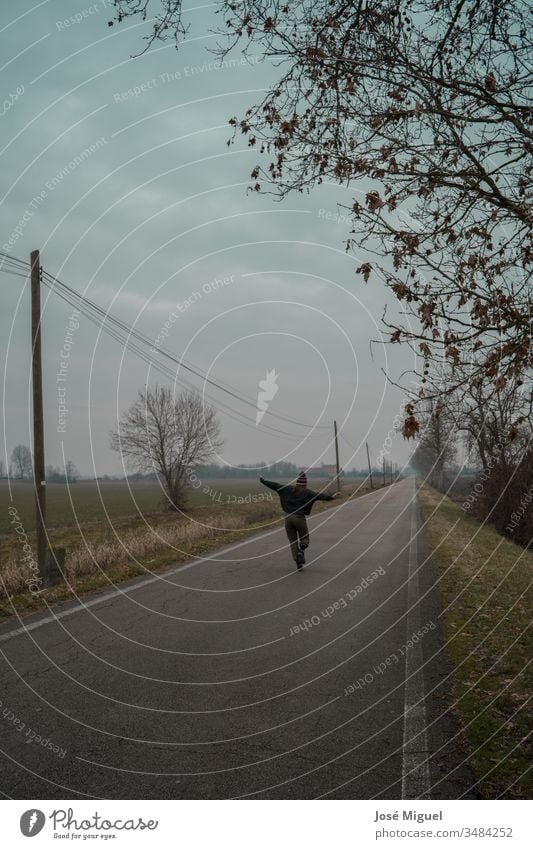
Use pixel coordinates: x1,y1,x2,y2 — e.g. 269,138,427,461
2,799,530,848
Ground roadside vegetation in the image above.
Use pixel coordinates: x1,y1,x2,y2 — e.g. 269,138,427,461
418,485,532,799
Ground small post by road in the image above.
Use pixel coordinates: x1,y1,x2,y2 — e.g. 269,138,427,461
31,249,47,583
366,442,373,489
333,420,341,492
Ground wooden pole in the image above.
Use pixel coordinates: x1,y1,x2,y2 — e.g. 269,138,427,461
366,442,373,489
31,249,47,582
333,420,341,492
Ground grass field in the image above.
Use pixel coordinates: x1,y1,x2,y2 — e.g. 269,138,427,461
0,478,299,535
0,477,368,535
418,484,532,799
0,477,369,615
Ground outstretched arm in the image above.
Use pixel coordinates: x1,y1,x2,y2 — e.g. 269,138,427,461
259,477,283,492
312,490,337,501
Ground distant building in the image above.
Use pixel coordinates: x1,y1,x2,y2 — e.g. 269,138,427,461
307,464,339,479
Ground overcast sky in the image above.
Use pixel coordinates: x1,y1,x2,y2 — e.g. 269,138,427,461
1,0,418,477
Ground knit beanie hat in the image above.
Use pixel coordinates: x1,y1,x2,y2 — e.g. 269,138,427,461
296,471,307,485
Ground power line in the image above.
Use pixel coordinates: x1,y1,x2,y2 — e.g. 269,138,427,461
43,273,308,439
0,252,31,278
43,270,284,418
340,432,359,453
42,270,330,436
37,263,327,439
0,268,30,280
0,251,30,267
0,250,330,438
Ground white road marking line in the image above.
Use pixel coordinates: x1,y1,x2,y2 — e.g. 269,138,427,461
0,526,285,645
401,491,431,799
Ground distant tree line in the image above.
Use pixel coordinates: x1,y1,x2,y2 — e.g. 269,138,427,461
2,445,79,483
46,460,79,483
124,464,371,481
191,462,350,479
164,463,372,480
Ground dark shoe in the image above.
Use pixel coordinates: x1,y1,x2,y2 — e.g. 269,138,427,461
296,547,306,568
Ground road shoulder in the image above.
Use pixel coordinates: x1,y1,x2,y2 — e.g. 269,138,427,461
418,484,532,799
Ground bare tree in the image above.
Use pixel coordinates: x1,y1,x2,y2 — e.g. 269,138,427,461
410,399,457,490
481,443,533,549
444,363,533,541
452,371,531,473
46,464,63,483
65,460,79,482
110,387,223,509
10,445,33,480
111,0,532,413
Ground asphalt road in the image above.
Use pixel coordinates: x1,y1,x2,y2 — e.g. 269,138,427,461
0,479,478,799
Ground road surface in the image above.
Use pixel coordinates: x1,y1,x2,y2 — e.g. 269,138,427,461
0,479,477,799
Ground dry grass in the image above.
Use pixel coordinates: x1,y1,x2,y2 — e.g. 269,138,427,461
418,484,532,799
0,501,281,603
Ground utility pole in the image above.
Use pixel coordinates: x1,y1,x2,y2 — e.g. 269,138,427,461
31,249,47,583
383,459,386,486
365,442,373,489
333,420,341,492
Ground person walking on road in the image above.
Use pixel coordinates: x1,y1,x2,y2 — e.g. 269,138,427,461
259,471,336,569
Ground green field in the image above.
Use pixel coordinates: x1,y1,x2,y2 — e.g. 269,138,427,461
1,478,288,535
0,477,348,535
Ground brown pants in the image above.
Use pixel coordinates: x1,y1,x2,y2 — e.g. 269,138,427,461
284,514,309,562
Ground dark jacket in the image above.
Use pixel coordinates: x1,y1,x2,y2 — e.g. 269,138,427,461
259,478,335,516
